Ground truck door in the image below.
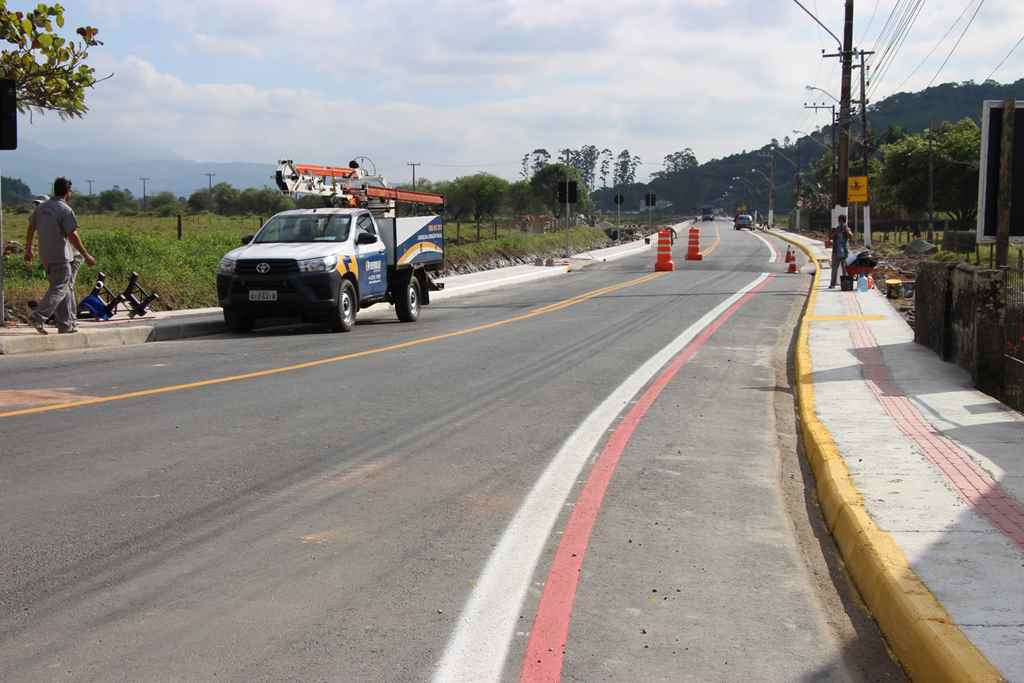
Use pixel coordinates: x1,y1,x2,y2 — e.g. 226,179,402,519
355,213,388,298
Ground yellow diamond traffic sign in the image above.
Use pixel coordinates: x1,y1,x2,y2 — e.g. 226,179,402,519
848,176,869,203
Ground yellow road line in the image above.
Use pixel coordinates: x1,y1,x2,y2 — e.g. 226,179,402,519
701,222,722,257
0,272,665,419
774,232,1002,683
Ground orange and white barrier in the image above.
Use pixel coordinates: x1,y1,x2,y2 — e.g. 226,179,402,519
685,226,703,261
654,229,675,271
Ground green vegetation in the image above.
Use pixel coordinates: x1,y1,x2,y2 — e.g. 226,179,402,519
0,2,103,118
3,213,613,314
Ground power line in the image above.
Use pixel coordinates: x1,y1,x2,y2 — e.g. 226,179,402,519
927,0,985,88
860,0,882,42
869,0,927,98
984,32,1024,82
896,0,977,91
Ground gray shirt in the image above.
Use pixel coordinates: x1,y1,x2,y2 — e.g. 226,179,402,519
30,198,79,265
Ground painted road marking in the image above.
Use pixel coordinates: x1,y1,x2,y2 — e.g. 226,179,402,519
519,274,774,682
749,230,778,263
433,272,772,683
702,221,722,257
0,273,663,420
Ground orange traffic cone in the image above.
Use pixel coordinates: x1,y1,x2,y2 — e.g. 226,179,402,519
785,246,795,263
686,226,703,261
654,229,675,271
787,252,798,274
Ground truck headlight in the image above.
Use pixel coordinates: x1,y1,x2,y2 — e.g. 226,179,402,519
298,255,338,273
219,257,237,274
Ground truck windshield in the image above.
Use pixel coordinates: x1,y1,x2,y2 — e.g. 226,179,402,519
254,214,352,243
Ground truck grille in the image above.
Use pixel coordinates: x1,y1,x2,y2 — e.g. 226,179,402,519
236,259,298,274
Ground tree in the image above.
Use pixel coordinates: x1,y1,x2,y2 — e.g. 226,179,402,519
880,118,980,228
97,186,133,212
447,173,508,238
210,182,240,214
505,179,542,217
1,175,32,204
599,148,613,188
529,148,551,175
613,150,641,186
187,188,214,213
654,148,698,177
148,191,180,216
530,163,586,218
0,3,105,118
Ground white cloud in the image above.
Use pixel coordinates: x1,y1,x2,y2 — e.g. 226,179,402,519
23,0,1024,182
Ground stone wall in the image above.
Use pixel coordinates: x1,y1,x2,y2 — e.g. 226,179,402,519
914,262,956,359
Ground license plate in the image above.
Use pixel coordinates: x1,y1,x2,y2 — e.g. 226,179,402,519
248,290,277,302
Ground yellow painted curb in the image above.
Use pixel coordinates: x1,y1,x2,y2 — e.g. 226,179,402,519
775,232,1005,683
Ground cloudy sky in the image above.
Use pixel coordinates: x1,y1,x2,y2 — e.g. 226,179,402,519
18,0,1024,183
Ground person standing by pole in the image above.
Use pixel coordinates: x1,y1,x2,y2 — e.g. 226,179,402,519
24,177,96,334
829,214,852,289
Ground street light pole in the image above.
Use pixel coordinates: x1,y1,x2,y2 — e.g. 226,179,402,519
824,0,855,209
139,177,150,210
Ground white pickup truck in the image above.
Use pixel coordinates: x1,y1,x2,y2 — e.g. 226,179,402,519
217,208,443,332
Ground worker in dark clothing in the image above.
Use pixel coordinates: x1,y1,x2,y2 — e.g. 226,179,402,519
829,214,853,289
24,177,96,334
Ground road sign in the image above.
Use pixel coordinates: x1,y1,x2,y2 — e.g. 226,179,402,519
977,100,1023,244
558,180,578,205
644,192,656,207
613,193,624,206
847,176,868,203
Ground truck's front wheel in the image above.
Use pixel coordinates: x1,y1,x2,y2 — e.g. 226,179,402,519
395,272,420,323
327,280,357,332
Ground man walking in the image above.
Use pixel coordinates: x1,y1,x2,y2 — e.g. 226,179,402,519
24,177,96,334
828,214,852,289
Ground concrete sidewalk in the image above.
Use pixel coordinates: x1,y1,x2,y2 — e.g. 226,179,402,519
0,234,661,355
784,231,1023,681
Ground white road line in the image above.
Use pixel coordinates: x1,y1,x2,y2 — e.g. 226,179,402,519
749,231,778,263
433,272,771,683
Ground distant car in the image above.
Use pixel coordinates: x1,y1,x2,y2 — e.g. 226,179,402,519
734,214,753,230
700,206,714,221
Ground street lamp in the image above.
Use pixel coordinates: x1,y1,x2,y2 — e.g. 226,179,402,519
805,84,840,105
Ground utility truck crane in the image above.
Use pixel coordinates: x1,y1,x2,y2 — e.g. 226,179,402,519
216,160,445,333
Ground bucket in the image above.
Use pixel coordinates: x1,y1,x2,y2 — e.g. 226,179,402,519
840,275,854,292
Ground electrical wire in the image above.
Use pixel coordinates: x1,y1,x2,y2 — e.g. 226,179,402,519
926,0,984,88
868,0,927,98
895,0,977,91
984,32,1024,82
860,0,883,43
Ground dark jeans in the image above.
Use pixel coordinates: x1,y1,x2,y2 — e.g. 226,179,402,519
31,259,81,330
829,255,849,288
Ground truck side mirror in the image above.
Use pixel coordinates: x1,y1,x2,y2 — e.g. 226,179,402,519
356,232,377,245
241,234,254,245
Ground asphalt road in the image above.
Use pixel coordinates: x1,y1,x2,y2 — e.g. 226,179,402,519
0,221,902,682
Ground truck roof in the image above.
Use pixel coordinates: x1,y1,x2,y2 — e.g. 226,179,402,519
271,208,367,217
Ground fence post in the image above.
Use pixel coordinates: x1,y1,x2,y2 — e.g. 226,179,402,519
177,214,183,240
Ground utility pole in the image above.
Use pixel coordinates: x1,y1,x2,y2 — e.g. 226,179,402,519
139,177,150,210
204,172,216,193
996,98,1015,268
928,124,935,242
859,50,873,176
824,0,855,209
407,162,421,190
86,179,95,196
769,146,776,226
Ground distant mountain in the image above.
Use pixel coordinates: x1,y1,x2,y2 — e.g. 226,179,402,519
595,78,1024,215
0,139,275,198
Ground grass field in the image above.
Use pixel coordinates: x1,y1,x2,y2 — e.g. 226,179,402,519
2,213,613,314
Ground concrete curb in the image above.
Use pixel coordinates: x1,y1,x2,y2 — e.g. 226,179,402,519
0,326,153,355
775,232,1004,683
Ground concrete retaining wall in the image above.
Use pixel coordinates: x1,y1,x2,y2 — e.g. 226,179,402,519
915,261,1015,408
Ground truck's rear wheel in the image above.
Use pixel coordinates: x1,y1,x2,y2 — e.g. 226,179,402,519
327,280,357,332
395,272,420,323
224,308,253,333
